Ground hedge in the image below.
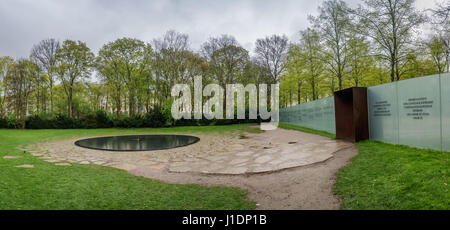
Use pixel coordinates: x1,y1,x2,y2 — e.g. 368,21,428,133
1,110,261,129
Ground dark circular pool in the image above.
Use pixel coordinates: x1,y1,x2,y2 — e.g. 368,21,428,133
74,135,200,151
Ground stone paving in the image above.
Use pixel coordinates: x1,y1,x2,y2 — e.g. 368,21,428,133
21,128,352,175
15,164,34,168
3,156,22,159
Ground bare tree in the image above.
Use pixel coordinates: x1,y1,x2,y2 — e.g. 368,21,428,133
353,0,426,82
430,1,450,24
254,34,289,83
152,30,190,105
210,45,249,86
201,35,239,61
30,38,60,116
153,30,189,53
429,1,450,72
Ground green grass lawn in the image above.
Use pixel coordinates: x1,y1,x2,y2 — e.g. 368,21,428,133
0,124,257,210
335,141,449,210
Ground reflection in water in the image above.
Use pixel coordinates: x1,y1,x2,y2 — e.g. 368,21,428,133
75,135,200,151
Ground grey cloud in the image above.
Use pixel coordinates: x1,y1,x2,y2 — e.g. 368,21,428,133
0,0,432,59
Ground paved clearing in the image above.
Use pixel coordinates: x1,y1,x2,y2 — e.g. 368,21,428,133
26,128,352,174
131,140,358,210
25,127,358,209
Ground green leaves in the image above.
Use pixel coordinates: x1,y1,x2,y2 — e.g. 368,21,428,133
55,40,94,80
53,40,95,117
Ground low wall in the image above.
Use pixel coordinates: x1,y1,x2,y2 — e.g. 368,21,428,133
279,96,336,134
279,73,450,151
368,73,450,151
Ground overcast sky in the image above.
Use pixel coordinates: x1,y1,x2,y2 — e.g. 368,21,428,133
0,0,436,59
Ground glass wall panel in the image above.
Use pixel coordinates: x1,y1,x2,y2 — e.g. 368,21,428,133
397,75,442,150
367,83,399,144
440,73,450,151
282,73,448,151
279,96,335,134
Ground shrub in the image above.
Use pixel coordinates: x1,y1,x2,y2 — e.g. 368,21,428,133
143,106,166,128
94,110,112,128
5,115,21,129
53,114,78,129
0,116,7,128
2,107,258,129
26,115,51,129
80,113,97,129
162,99,174,127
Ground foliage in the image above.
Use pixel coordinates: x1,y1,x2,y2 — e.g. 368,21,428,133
54,40,95,118
0,114,20,129
1,109,257,129
311,0,352,90
280,0,446,107
352,0,426,82
0,1,449,126
25,115,52,129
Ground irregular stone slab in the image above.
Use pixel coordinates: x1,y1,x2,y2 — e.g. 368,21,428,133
148,164,166,169
138,160,158,166
216,166,248,174
168,130,352,174
55,163,72,166
15,164,34,168
112,163,137,171
91,160,107,165
44,159,59,163
3,156,22,159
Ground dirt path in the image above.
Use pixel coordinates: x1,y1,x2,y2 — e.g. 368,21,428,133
130,133,358,210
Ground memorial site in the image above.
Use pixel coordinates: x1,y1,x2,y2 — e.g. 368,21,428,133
0,0,448,220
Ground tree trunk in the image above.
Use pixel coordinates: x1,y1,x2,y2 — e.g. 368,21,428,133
289,90,292,106
116,107,120,120
68,87,73,118
37,84,41,113
395,59,400,81
129,89,135,116
311,77,316,100
116,95,121,119
390,57,395,82
50,80,54,117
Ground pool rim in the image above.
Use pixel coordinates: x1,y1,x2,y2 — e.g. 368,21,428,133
74,134,200,152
